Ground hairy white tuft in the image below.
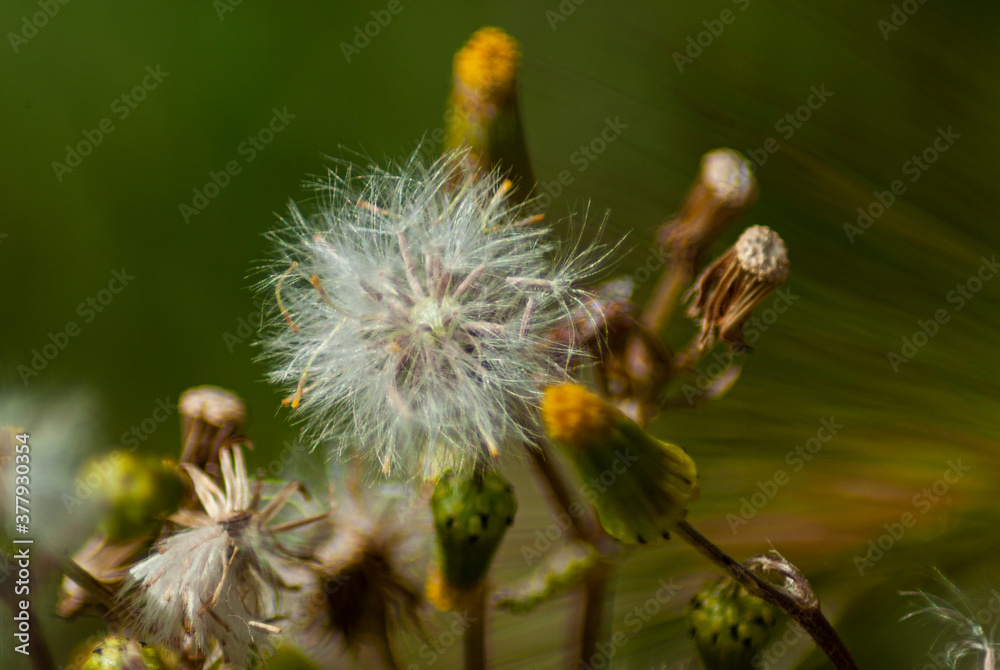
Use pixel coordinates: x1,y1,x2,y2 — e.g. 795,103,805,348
118,446,325,668
260,150,600,477
901,571,1000,669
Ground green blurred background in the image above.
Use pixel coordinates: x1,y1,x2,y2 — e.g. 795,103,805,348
2,1,1000,668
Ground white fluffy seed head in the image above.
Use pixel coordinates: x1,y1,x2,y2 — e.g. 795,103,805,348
260,150,599,477
121,520,274,668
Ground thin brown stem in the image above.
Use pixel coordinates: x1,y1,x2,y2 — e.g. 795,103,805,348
675,520,859,670
578,560,612,669
640,261,693,335
464,581,487,670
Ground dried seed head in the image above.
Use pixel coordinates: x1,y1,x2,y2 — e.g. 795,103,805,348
687,225,789,353
658,149,758,264
118,446,326,667
734,224,790,282
179,385,248,472
261,150,597,478
58,534,151,619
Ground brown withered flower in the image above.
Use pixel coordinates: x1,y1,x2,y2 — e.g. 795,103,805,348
178,385,248,474
658,148,758,265
686,225,789,353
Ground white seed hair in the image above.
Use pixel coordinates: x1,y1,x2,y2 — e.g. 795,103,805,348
118,446,325,668
260,150,600,477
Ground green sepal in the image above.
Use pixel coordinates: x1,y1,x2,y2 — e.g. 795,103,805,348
565,418,698,545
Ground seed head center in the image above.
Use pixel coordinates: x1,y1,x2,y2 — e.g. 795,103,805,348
410,296,457,338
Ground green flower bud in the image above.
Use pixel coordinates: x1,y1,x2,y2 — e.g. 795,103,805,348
541,384,698,545
80,451,183,542
81,635,163,670
687,578,778,670
428,469,517,608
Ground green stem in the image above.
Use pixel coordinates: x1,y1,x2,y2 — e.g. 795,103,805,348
528,446,618,670
464,581,488,670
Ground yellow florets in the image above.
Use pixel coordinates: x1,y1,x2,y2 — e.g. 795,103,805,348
541,384,613,447
453,27,520,99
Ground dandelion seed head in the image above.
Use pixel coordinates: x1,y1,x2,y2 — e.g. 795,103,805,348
261,150,599,477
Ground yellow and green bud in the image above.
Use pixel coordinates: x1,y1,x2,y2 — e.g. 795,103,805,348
541,383,698,545
427,469,517,609
687,578,778,670
80,451,183,542
80,635,164,670
445,27,535,199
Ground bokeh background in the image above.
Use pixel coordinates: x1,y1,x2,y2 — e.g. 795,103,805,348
3,1,1000,668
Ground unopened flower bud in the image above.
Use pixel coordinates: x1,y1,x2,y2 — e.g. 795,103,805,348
81,452,183,542
659,149,757,264
541,384,698,545
687,577,778,670
80,634,164,670
445,27,535,198
178,385,247,473
687,225,789,353
428,469,517,609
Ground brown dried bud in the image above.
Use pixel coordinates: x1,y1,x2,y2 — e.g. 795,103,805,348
687,225,789,353
659,149,758,264
178,385,247,471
